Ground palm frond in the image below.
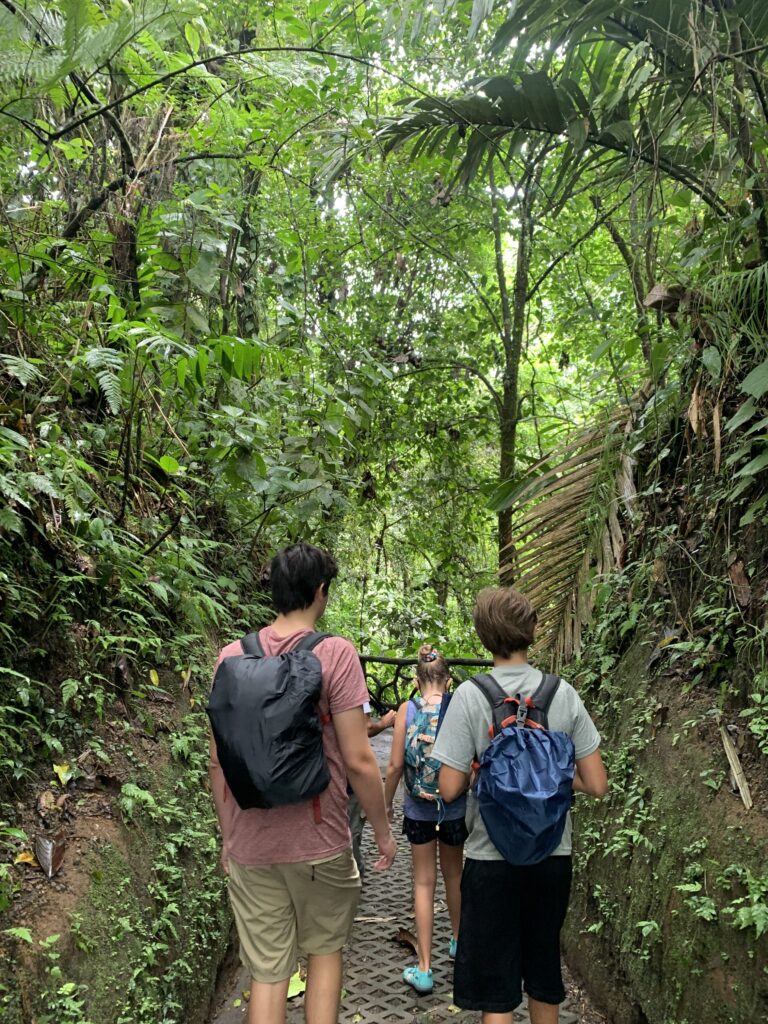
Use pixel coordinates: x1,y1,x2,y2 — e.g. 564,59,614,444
498,394,649,665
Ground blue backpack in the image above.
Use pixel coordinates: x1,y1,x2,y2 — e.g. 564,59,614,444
471,673,575,865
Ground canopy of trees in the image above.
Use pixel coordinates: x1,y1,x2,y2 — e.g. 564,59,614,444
2,5,768,993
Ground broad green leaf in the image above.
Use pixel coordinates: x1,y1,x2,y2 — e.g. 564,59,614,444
702,347,721,381
726,399,757,433
735,448,768,478
158,455,181,475
194,348,209,386
53,763,73,786
184,22,200,55
740,357,768,399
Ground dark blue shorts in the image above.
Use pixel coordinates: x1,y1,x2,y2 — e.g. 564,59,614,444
402,815,468,847
453,856,572,1012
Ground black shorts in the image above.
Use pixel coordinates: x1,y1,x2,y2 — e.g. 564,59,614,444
402,815,468,847
453,856,572,1013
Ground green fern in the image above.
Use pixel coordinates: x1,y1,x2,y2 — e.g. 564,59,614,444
0,506,23,535
0,355,42,387
23,472,61,499
85,346,124,372
96,370,122,415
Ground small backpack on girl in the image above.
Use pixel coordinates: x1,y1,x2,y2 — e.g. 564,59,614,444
404,694,451,800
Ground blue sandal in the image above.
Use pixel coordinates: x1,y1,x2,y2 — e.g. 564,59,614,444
448,937,457,959
402,965,433,995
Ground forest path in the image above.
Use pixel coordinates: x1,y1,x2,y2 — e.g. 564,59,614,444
209,732,605,1024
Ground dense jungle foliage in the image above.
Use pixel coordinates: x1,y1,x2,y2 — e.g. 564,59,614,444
1,1,768,1022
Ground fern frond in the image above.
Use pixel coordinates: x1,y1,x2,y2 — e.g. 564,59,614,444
23,472,61,499
0,505,23,535
96,370,122,415
0,354,42,387
0,49,64,86
85,346,124,372
0,475,29,508
61,0,94,61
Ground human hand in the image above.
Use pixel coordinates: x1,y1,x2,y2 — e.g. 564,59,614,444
373,829,397,870
380,710,396,729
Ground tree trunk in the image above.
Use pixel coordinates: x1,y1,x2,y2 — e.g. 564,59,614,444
490,159,534,584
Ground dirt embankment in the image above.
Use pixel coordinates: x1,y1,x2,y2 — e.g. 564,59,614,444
564,640,768,1024
2,690,232,1024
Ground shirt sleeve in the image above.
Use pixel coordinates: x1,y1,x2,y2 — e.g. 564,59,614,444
569,688,602,760
432,686,477,773
324,637,369,715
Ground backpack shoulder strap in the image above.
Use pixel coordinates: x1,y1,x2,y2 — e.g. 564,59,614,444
530,672,561,728
435,692,451,734
293,631,332,653
471,673,513,736
241,632,265,657
470,673,508,706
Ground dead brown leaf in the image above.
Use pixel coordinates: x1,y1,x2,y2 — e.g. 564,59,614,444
687,383,706,438
393,927,418,954
713,402,722,474
35,831,66,878
36,791,58,817
727,559,751,607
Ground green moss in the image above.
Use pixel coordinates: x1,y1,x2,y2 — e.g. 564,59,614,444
566,641,768,1024
8,711,232,1024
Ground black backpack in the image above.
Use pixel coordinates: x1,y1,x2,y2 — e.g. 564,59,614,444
206,631,331,810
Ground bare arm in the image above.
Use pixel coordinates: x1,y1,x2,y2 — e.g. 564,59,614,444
335,706,396,869
439,763,470,803
573,749,608,798
383,703,408,816
208,734,236,873
368,709,396,737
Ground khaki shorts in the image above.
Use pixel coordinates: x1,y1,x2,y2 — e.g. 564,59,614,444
227,849,361,983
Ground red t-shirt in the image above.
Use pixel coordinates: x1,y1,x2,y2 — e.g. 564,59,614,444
209,626,368,865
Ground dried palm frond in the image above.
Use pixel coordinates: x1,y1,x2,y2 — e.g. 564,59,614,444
496,401,645,666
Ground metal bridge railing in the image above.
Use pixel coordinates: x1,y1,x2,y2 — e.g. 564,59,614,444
359,655,493,712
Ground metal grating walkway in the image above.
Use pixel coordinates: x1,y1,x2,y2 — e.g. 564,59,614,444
210,732,581,1024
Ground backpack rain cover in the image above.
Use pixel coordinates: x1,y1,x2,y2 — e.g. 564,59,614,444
206,632,330,810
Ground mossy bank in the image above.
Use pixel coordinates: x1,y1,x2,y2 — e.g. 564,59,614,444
564,636,768,1024
1,702,232,1024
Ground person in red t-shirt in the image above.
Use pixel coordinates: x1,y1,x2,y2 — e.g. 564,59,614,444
209,543,397,1024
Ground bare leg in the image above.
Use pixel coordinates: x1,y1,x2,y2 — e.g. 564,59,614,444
248,977,290,1024
528,996,559,1024
304,950,343,1024
411,840,437,972
481,1014,512,1024
438,840,463,942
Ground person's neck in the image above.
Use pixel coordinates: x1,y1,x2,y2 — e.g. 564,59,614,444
272,608,319,636
419,685,446,700
492,650,529,668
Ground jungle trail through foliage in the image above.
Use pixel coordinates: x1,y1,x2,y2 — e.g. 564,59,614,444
1,1,768,1022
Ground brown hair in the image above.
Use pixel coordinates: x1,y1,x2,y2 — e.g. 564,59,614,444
472,587,537,657
415,643,451,692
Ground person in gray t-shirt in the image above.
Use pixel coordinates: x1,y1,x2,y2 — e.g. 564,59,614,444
433,587,607,1024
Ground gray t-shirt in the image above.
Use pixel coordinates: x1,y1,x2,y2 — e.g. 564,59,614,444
432,664,601,860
